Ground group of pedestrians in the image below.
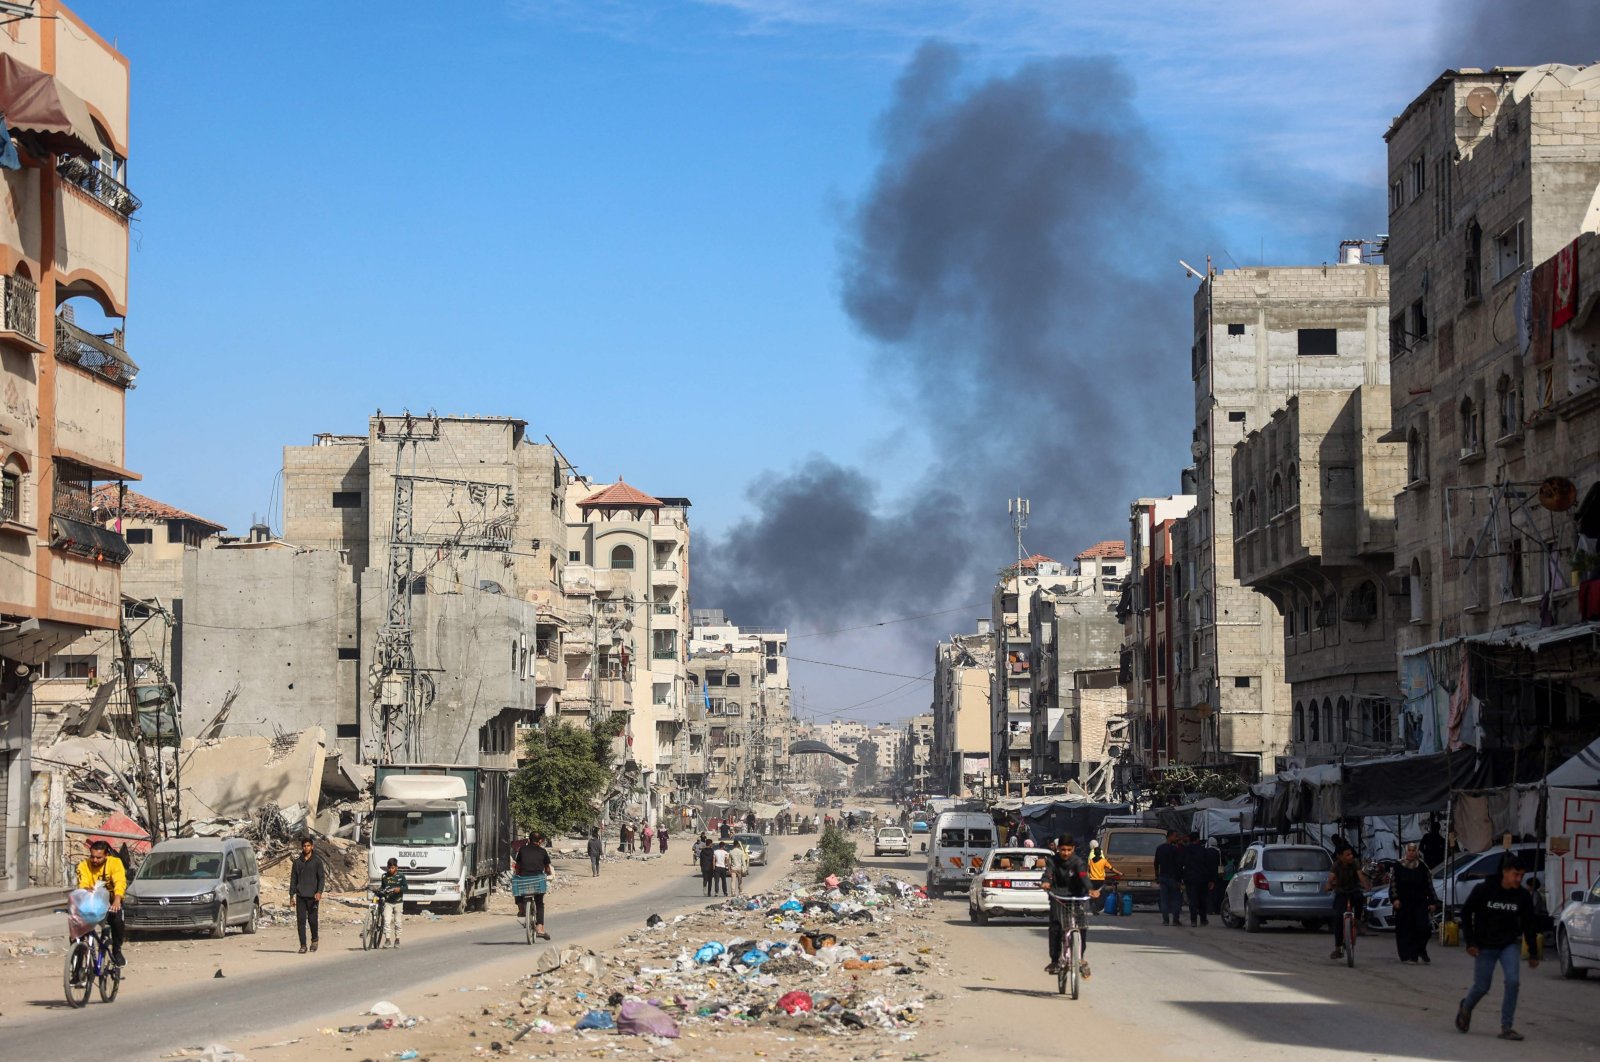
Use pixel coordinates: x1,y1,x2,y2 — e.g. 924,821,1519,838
616,821,669,855
1153,830,1223,926
696,835,750,895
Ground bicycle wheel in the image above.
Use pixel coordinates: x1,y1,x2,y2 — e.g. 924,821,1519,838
1344,912,1356,968
97,962,121,1003
362,908,377,951
62,942,91,1008
1068,927,1081,1000
524,903,535,945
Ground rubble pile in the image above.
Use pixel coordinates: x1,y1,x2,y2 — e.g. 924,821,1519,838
462,867,942,1047
260,835,368,893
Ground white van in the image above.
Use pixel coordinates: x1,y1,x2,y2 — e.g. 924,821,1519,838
926,811,996,896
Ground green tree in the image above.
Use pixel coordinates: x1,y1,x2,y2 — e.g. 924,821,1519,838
815,823,858,882
1148,765,1246,805
510,713,627,836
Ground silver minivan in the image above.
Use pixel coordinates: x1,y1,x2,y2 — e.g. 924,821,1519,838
123,838,261,938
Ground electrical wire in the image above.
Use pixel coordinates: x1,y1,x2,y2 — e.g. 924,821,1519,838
783,654,933,681
787,603,987,640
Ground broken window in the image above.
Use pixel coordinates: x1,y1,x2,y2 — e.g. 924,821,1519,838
1408,299,1429,342
1494,220,1524,282
1459,395,1481,454
1227,323,1246,336
1390,180,1404,213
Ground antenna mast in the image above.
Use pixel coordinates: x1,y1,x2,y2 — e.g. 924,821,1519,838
1008,497,1030,564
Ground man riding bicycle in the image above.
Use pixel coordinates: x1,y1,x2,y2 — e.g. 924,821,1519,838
1044,835,1100,980
374,857,407,948
1324,845,1371,960
74,839,127,967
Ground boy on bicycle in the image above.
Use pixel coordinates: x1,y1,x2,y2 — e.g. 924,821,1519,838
1044,835,1099,980
375,857,407,948
75,839,127,967
1324,845,1371,961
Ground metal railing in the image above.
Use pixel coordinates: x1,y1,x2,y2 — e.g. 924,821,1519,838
57,157,141,219
2,273,37,340
56,315,138,387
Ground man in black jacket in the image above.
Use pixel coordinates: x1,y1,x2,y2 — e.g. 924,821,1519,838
1455,856,1541,1041
1182,832,1218,926
698,834,716,895
1154,831,1185,927
289,836,325,954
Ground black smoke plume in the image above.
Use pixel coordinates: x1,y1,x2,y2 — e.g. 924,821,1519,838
699,43,1214,629
1436,0,1600,71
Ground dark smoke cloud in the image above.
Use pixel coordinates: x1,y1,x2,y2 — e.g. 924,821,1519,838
698,43,1215,629
1435,0,1600,71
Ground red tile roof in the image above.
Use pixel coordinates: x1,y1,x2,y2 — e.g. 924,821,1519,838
1016,553,1056,570
1075,540,1127,560
91,485,227,532
578,480,664,510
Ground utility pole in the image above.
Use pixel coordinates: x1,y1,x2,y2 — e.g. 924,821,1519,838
117,620,162,839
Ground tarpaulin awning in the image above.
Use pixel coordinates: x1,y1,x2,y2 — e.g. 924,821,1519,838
1550,736,1600,788
0,53,103,161
1018,801,1129,846
787,739,856,765
1341,749,1549,818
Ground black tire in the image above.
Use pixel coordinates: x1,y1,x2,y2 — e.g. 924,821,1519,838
1220,892,1244,930
362,907,378,951
1068,929,1081,1000
524,907,536,945
1244,900,1262,933
63,942,91,1009
1560,930,1589,979
97,964,120,1004
211,903,228,940
242,901,259,935
1345,913,1357,968
969,906,987,924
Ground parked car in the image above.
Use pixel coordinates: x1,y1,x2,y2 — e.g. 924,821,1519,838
1558,873,1600,979
732,833,768,866
1096,827,1166,904
875,827,910,857
123,838,261,939
1221,843,1333,932
1366,844,1545,931
968,847,1052,923
910,818,930,834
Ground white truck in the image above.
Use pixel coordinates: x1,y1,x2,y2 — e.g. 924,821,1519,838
369,764,511,914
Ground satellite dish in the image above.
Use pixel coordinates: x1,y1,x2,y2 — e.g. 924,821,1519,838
1190,440,1207,460
1539,476,1579,512
1466,86,1499,119
1512,64,1579,105
1570,66,1600,92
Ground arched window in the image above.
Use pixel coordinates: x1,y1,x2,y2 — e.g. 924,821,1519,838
609,544,635,570
1459,396,1481,453
1320,593,1338,630
1287,464,1299,505
1269,473,1282,515
1285,599,1297,637
1293,702,1305,744
725,673,741,687
1309,701,1320,742
1248,490,1260,531
1321,699,1334,745
1311,597,1323,630
1408,557,1425,623
1407,426,1427,482
1336,697,1351,743
1234,498,1245,532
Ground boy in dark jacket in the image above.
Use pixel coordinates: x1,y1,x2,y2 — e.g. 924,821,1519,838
1455,857,1541,1041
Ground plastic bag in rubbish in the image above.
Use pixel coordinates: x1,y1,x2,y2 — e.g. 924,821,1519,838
575,1009,616,1030
777,990,814,1014
617,1000,680,1038
693,941,726,964
778,899,803,913
368,1000,403,1018
824,874,840,888
740,949,769,966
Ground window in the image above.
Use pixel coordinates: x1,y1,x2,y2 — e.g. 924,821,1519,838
166,521,184,544
1506,538,1526,600
1248,490,1259,531
336,723,359,738
1297,328,1338,357
653,682,670,706
609,544,635,570
123,599,153,618
706,670,723,687
126,527,152,544
1459,395,1481,454
1390,180,1404,212
1285,605,1296,637
1408,299,1429,342
1495,220,1524,281
1300,602,1310,633
725,701,742,717
1390,314,1408,355
331,491,361,508
1309,701,1320,741
1347,580,1378,622
567,550,581,563
1312,597,1324,630
1407,425,1429,483
1227,410,1246,423
1269,474,1282,515
337,647,358,660
1496,368,1522,438
1293,703,1305,743
1234,675,1251,688
1371,700,1394,745
1409,155,1426,201
1287,464,1299,505
48,655,94,679
1320,593,1338,630
0,466,17,523
725,672,741,687
1409,557,1425,623
1464,219,1483,301
1227,323,1246,336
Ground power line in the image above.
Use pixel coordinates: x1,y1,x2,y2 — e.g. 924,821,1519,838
787,602,987,640
783,654,933,681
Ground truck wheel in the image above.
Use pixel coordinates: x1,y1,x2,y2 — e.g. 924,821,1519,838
446,899,467,916
211,902,228,939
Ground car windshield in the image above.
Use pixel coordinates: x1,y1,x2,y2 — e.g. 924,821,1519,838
136,852,222,880
879,829,905,837
1263,849,1330,872
1104,833,1164,857
733,834,763,846
373,809,457,846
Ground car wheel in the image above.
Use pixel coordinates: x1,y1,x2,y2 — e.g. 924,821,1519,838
1559,930,1589,980
1220,892,1244,930
970,905,988,924
1244,900,1261,933
242,901,259,935
211,902,228,939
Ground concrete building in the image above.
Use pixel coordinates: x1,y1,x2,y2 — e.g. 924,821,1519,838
862,724,900,787
0,4,142,890
684,614,791,806
1182,258,1390,778
563,481,691,825
1385,65,1600,762
1121,495,1197,774
1027,542,1127,792
900,713,934,793
1233,388,1407,767
932,623,994,796
991,556,1079,788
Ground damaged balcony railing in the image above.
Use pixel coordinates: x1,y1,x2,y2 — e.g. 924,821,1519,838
2,273,38,340
56,314,139,388
57,157,142,218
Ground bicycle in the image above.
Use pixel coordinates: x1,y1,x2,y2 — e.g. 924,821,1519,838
361,892,385,951
1333,895,1360,968
63,920,119,1008
1050,895,1091,999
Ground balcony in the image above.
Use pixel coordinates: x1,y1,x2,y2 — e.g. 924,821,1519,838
651,562,681,588
56,315,138,389
57,158,141,220
0,273,41,352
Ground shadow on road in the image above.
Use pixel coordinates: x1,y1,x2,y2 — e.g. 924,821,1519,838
25,999,80,1011
963,983,1062,1001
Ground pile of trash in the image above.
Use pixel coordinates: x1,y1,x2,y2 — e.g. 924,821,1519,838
471,866,938,1045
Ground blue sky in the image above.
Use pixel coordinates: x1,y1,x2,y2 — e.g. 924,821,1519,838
68,1,1505,724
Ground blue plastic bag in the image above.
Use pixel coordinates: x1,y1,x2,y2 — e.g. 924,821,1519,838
740,949,769,966
70,886,108,927
694,941,726,964
778,899,803,913
575,1010,616,1031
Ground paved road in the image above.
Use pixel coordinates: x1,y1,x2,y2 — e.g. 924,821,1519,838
4,847,794,1062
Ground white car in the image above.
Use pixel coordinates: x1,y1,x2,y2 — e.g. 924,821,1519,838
968,847,1052,923
874,827,910,857
1558,873,1600,979
1366,844,1545,931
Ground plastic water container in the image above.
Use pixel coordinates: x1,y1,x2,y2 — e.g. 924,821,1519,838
1120,893,1134,917
1103,892,1118,916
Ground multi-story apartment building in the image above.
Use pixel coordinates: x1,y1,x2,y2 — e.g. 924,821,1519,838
1386,65,1600,762
900,713,934,792
684,613,791,805
1027,543,1126,790
1122,495,1196,771
863,724,901,786
1233,388,1408,767
1182,258,1390,777
932,623,993,796
0,4,142,889
991,556,1078,787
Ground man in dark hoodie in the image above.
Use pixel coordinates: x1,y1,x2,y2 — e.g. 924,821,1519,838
1154,830,1185,927
698,833,716,896
289,836,325,954
586,827,604,877
1455,855,1541,1042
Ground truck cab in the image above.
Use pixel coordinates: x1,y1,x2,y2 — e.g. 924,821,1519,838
369,766,510,914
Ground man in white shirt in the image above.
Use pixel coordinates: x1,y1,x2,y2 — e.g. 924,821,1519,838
729,841,750,894
711,841,731,896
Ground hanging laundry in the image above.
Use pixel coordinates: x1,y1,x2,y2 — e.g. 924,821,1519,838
1530,258,1556,365
0,114,18,171
1553,238,1580,330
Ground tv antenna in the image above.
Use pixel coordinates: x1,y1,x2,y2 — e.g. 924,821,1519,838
1008,497,1029,564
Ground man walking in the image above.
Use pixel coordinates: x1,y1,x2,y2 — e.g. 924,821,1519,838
712,840,731,895
1154,830,1185,927
729,839,750,894
586,828,604,877
289,836,325,954
1456,856,1540,1041
1182,832,1217,926
698,834,716,896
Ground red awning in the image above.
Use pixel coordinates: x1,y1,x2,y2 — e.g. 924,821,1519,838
0,53,103,160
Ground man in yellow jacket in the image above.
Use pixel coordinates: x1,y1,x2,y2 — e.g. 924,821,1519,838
75,839,127,966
